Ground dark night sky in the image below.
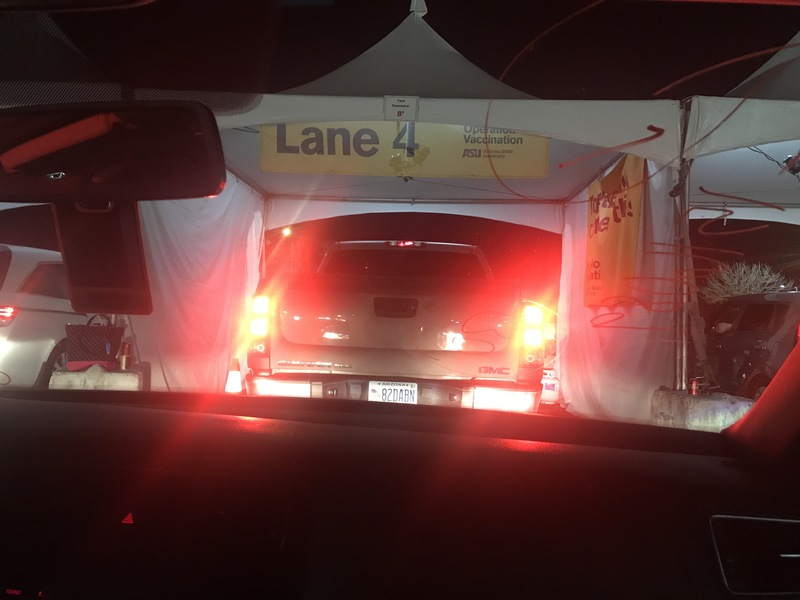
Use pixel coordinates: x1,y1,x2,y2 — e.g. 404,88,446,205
49,0,800,100
690,219,800,284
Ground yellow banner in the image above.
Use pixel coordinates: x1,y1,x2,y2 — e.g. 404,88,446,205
260,121,548,178
584,155,645,306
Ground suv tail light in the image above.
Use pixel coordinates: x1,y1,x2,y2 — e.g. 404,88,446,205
247,294,272,377
0,305,17,327
523,305,544,348
518,302,556,377
250,295,269,338
520,303,556,352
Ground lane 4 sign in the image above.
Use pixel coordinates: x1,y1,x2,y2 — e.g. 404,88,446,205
260,121,548,178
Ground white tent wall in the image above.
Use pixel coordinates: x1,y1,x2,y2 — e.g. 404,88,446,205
558,161,677,420
129,174,264,392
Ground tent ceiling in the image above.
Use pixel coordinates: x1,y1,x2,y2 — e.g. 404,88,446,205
727,30,800,101
689,139,800,223
217,4,681,205
282,10,531,100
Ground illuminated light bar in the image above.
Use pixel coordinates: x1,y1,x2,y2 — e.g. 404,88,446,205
251,378,312,398
473,387,535,413
385,240,425,248
1,113,122,172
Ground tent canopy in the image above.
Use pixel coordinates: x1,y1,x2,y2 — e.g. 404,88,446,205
283,5,531,100
217,3,682,213
727,29,800,101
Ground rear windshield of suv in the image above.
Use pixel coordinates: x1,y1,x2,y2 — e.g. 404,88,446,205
322,248,488,280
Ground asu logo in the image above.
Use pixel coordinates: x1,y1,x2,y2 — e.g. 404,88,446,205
462,148,482,158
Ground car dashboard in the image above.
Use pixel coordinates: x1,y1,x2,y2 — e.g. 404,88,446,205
0,391,798,599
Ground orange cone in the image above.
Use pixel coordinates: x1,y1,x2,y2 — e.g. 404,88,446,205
225,358,243,394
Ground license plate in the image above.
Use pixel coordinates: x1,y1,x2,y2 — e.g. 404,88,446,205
368,381,418,404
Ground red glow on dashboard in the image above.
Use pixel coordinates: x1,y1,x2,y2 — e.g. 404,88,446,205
495,438,558,454
121,512,134,524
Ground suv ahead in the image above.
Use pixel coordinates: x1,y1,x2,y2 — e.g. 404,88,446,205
0,244,86,388
706,292,800,399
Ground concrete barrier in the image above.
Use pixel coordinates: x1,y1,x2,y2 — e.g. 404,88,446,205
50,364,143,391
650,386,755,433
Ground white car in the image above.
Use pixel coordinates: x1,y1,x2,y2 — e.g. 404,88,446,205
0,244,86,388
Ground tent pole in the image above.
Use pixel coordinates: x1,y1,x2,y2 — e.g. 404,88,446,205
674,99,692,391
674,163,689,391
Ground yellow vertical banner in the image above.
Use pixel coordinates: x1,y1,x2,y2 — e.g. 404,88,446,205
584,155,645,306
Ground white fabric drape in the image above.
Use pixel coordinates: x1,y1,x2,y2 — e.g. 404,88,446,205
130,174,263,392
558,161,677,421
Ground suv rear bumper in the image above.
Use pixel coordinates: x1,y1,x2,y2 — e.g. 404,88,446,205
245,374,541,413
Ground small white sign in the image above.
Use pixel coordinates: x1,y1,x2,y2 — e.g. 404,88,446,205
384,96,419,121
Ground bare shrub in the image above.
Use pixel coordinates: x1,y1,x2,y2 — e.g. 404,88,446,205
700,262,794,305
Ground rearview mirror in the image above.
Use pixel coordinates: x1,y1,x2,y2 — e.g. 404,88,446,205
0,101,226,203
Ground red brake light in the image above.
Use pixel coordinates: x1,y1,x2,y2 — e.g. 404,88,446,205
385,240,425,248
0,305,17,326
518,302,556,357
524,328,544,347
524,305,543,326
521,304,544,349
250,295,269,337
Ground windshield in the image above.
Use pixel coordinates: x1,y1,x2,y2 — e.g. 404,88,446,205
2,0,800,431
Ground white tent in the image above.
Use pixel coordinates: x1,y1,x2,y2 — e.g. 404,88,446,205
203,2,684,421
217,1,682,235
682,30,800,224
47,2,677,420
